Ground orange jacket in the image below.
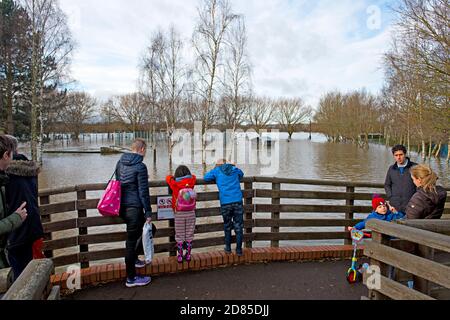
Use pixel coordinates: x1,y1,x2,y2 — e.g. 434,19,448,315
166,175,197,211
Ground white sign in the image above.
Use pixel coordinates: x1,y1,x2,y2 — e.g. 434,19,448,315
157,196,174,220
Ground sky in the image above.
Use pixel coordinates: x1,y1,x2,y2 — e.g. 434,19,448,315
58,0,400,109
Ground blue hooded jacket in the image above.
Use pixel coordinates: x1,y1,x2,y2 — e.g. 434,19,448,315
204,164,244,206
354,210,405,230
115,153,152,218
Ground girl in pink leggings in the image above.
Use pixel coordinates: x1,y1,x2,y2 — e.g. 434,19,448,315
166,166,197,263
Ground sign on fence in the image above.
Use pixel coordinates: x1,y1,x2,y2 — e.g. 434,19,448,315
157,196,174,220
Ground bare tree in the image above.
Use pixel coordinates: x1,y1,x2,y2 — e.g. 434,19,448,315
192,0,238,163
140,34,162,157
396,0,449,82
246,96,275,136
108,93,149,133
345,90,380,148
221,16,251,129
220,15,252,159
59,92,96,140
276,98,311,141
22,0,74,163
141,27,188,166
314,92,346,142
315,90,380,148
381,0,449,160
100,98,117,140
0,0,31,135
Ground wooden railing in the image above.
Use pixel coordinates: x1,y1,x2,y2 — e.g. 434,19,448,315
38,177,450,269
363,219,450,300
2,259,60,300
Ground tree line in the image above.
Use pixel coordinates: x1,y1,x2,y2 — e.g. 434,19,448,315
1,0,448,163
314,0,449,160
1,0,311,164
0,0,74,163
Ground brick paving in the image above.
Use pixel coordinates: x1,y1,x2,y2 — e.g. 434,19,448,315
61,246,369,300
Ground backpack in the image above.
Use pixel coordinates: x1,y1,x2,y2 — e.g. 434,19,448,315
175,187,197,212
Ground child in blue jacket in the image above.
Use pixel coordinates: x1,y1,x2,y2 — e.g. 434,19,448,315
354,196,405,230
204,159,244,256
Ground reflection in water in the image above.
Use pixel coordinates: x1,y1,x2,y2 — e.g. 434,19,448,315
37,132,449,188
23,133,449,270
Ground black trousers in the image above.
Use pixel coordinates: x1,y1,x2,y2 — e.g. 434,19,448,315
120,207,145,280
7,244,33,281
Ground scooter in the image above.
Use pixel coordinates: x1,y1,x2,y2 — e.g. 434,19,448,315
346,227,371,284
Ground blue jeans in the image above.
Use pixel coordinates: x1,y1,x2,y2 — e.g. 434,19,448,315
220,202,244,254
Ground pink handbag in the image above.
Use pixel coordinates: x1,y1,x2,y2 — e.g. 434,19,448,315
97,169,121,217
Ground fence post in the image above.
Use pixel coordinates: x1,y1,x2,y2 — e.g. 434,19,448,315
345,186,355,245
40,195,53,259
244,181,253,249
368,231,390,300
77,190,89,268
413,245,433,295
271,181,281,248
169,219,176,257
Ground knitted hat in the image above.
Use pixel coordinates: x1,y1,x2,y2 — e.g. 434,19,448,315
372,195,386,210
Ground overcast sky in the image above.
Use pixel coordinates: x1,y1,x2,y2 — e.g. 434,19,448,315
58,0,399,109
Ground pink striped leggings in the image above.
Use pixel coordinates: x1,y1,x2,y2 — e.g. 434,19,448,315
174,211,196,242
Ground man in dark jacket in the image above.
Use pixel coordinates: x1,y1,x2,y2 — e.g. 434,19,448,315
0,135,28,270
5,156,44,280
116,138,152,288
384,145,417,213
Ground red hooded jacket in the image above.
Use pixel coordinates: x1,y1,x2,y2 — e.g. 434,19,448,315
166,175,197,211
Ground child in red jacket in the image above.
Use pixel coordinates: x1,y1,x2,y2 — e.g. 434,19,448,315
166,166,197,263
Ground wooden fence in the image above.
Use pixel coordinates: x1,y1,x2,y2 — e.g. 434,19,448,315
363,219,450,300
38,177,450,270
2,259,59,300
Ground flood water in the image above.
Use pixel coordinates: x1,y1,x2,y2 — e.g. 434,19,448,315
36,132,449,189
19,132,449,271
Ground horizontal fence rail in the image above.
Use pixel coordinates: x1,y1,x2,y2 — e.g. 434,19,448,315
37,177,450,269
2,259,56,300
363,219,450,300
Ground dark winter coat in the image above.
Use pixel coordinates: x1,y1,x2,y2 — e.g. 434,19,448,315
384,158,418,212
0,172,23,269
115,153,152,219
5,160,44,250
406,186,448,220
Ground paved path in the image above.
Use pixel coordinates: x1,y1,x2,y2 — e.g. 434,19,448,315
66,259,369,300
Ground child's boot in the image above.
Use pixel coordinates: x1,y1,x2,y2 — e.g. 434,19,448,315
177,242,184,263
185,241,192,262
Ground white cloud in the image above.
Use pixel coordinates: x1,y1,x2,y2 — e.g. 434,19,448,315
59,0,393,109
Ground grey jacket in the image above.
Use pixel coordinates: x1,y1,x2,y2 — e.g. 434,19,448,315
406,186,447,220
384,158,417,212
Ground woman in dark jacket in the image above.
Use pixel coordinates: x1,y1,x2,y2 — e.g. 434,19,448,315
5,157,44,280
115,139,152,288
406,164,447,220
